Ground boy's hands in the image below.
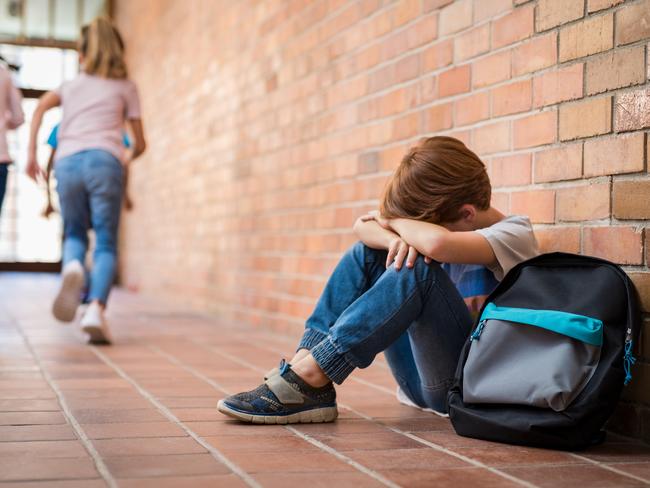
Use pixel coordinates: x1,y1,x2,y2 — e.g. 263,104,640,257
360,210,390,229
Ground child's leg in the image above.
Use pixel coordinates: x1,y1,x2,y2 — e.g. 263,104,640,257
296,241,388,352
55,158,90,267
52,156,90,322
84,152,124,306
307,255,472,412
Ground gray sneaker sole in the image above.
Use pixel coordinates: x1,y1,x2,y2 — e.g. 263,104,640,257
52,269,84,322
217,399,338,424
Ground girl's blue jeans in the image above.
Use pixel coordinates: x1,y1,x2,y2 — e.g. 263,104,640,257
55,149,123,305
298,241,473,412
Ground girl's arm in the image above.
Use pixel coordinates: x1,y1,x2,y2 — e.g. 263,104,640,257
27,91,60,181
42,149,55,217
124,118,146,164
389,218,496,266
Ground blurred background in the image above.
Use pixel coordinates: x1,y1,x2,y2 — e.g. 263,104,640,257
0,0,107,265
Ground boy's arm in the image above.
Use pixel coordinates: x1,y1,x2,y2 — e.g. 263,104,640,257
352,217,398,250
388,218,496,266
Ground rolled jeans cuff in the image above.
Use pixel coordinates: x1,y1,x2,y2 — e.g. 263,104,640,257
297,328,329,352
310,337,356,385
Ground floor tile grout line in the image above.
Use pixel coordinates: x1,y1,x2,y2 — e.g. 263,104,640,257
285,426,401,488
9,318,116,488
566,452,650,485
342,404,540,488
191,338,545,488
149,344,401,488
90,346,262,488
246,334,650,485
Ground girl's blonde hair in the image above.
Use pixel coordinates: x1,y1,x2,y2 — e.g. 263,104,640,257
79,17,127,79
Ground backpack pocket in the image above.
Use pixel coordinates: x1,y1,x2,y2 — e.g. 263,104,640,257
462,303,603,412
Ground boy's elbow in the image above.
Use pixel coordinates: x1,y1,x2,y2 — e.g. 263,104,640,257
424,234,446,261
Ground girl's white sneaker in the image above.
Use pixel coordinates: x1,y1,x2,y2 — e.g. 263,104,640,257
80,302,113,344
52,260,85,322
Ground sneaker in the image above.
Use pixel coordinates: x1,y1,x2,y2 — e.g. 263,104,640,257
52,260,85,322
396,386,449,418
217,360,338,424
80,302,113,345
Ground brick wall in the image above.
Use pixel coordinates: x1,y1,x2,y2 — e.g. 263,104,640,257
114,0,650,440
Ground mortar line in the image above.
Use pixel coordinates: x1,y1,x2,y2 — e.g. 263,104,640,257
89,346,261,488
8,317,117,488
187,338,542,488
148,343,400,488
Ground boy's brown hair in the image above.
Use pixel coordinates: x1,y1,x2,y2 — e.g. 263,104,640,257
380,136,491,224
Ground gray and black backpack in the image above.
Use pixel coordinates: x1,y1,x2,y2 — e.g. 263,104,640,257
448,252,641,450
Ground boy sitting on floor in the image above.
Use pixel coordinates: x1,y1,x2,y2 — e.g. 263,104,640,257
218,136,539,423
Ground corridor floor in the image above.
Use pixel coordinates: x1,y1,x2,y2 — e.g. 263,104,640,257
1,272,650,488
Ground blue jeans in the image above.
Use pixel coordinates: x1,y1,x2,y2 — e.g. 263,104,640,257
298,242,473,412
0,163,8,216
55,150,123,305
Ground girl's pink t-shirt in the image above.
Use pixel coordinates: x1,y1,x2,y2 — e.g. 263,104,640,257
55,72,141,162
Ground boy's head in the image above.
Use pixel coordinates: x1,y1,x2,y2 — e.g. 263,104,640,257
380,136,491,228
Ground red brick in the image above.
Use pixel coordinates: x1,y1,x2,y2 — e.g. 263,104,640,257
559,13,614,62
629,273,650,313
438,65,471,98
512,33,557,76
583,226,644,264
511,190,556,223
533,63,583,108
394,0,422,27
535,227,581,253
613,180,650,219
583,133,645,177
492,79,532,117
491,5,534,49
472,121,510,155
473,0,511,22
559,97,612,141
491,192,510,214
439,0,473,36
557,182,611,221
454,92,490,126
535,0,584,31
472,51,511,88
513,111,557,149
454,24,490,62
421,103,453,132
534,143,583,183
586,46,646,95
489,153,532,187
616,0,650,46
615,88,650,132
392,112,419,140
421,40,453,72
588,0,624,12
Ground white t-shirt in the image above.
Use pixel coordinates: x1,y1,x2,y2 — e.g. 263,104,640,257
475,215,540,281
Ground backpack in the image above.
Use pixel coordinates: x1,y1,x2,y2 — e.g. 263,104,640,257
447,252,641,450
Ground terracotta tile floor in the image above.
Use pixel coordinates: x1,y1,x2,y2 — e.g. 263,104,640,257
1,272,650,488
